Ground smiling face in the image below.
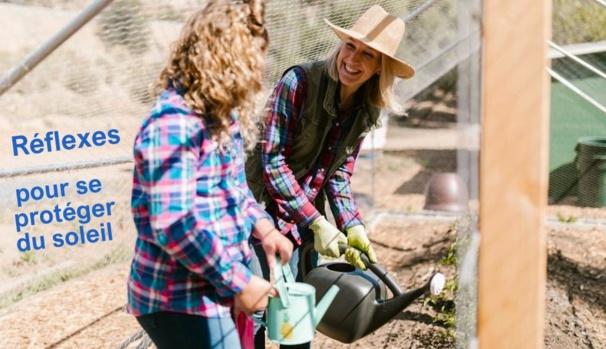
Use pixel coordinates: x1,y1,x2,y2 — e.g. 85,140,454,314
336,38,382,92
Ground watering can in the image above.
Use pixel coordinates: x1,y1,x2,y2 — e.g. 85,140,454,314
300,243,445,344
253,258,340,345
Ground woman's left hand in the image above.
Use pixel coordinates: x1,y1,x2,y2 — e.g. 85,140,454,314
344,225,378,270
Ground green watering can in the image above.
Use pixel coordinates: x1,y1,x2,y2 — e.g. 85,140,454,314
253,259,340,345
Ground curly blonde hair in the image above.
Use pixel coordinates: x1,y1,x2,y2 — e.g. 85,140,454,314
154,0,268,148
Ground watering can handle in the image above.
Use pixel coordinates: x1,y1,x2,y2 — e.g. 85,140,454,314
274,256,295,283
299,242,404,296
273,256,293,307
337,243,405,296
337,243,372,266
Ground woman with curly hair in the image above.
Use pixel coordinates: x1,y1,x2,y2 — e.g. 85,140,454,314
127,1,292,348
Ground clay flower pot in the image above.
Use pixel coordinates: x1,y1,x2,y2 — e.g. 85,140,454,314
423,172,469,212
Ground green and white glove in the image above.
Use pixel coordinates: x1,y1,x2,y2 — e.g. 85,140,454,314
309,216,347,258
344,225,378,270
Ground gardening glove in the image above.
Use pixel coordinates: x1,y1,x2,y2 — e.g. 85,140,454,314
309,216,347,258
344,225,378,270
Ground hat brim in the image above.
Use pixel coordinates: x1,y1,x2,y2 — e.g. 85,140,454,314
325,19,415,79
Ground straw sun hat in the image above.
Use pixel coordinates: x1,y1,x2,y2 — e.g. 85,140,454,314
324,5,415,79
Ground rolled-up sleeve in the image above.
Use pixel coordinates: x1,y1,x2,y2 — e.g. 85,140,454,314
325,141,364,229
262,68,321,227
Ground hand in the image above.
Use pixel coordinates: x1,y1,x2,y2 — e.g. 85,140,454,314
309,216,347,258
344,225,378,270
253,219,293,269
234,275,277,316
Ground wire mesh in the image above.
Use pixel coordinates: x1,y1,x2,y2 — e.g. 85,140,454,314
548,0,606,215
0,0,483,347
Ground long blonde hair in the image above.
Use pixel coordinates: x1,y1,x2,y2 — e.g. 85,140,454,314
325,42,406,115
154,0,268,148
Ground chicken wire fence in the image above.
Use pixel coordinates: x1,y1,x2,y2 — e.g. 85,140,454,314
547,0,606,219
0,0,482,347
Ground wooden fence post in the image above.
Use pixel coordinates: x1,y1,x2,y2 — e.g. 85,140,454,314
478,0,551,348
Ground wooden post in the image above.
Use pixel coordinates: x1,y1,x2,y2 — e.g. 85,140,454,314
478,0,551,348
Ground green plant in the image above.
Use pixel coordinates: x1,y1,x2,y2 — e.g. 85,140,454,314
425,236,458,334
557,212,578,223
20,251,37,265
438,238,458,267
424,278,457,328
423,220,475,345
553,0,606,45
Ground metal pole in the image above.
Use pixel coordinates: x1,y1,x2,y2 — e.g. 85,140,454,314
0,0,115,96
548,41,606,80
547,67,606,114
0,156,132,179
591,0,606,10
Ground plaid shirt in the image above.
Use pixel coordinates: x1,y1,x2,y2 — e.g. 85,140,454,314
128,89,271,318
262,66,364,244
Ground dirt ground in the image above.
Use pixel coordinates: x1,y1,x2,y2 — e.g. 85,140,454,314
1,147,605,349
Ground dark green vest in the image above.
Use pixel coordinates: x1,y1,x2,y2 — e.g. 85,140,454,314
245,60,381,212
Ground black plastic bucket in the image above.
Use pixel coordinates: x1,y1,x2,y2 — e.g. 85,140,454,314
576,137,606,207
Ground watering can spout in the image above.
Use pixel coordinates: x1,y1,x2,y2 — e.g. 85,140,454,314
313,285,340,327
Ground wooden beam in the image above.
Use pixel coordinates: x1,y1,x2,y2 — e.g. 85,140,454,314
478,0,551,348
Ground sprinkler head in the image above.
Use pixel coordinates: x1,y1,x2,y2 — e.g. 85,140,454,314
430,273,446,296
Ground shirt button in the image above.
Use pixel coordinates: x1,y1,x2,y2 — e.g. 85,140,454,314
335,122,340,126
328,146,332,150
312,188,317,193
320,168,325,173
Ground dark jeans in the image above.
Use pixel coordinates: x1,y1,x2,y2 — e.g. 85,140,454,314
250,234,318,349
136,311,241,349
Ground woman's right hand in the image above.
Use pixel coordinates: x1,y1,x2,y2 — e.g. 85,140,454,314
234,275,277,316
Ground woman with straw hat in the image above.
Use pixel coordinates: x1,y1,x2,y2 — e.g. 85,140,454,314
245,5,414,347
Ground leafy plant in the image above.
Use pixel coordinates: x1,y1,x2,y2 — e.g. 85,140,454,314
424,236,458,334
20,251,37,265
553,0,606,45
423,219,475,346
557,213,578,223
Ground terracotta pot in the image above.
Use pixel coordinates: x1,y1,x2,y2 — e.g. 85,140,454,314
423,172,469,212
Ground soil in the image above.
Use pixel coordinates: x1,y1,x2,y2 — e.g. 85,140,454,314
1,148,605,349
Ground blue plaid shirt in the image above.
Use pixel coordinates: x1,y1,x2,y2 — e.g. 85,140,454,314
127,89,271,317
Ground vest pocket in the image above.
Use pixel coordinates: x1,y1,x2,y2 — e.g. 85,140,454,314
288,116,322,161
300,115,325,140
